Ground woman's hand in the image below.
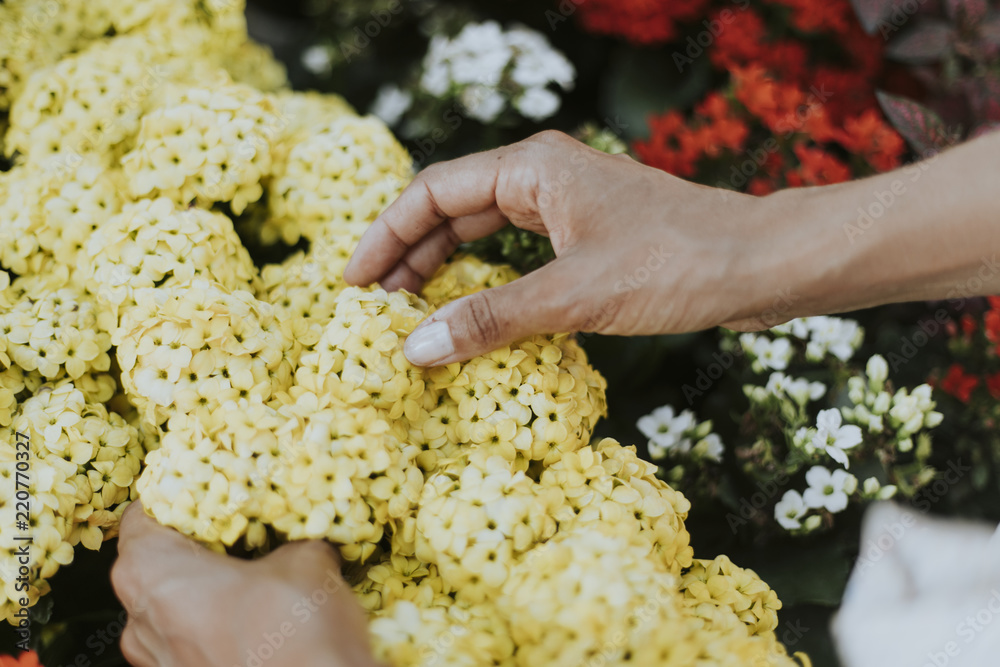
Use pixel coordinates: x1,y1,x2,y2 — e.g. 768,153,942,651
344,130,791,366
345,130,1000,367
111,503,380,667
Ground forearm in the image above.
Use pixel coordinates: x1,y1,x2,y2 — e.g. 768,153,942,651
747,132,1000,320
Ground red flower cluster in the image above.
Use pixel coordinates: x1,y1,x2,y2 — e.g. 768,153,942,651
934,297,1000,403
574,0,712,44
635,93,749,177
622,0,904,194
940,363,980,403
634,65,903,193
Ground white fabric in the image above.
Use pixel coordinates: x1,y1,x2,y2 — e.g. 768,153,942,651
833,502,1000,667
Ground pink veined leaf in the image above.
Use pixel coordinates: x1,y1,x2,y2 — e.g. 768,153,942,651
875,91,959,155
946,0,989,29
886,20,955,63
850,0,906,34
965,73,1000,122
969,122,1000,138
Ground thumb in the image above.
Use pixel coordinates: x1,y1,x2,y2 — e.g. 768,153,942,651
404,260,577,366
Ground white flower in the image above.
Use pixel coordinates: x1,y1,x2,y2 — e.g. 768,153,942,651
460,85,506,123
803,466,857,513
848,376,867,405
888,391,925,436
301,45,333,75
693,433,724,463
872,391,891,415
370,85,413,126
742,335,792,372
764,372,790,396
766,372,826,404
507,27,575,89
420,60,451,96
813,408,864,468
792,426,814,452
514,87,560,120
866,354,888,389
637,405,696,459
805,316,863,362
775,490,808,530
771,318,810,339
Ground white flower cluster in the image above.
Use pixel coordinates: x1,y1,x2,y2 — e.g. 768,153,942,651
773,354,942,534
746,372,826,407
741,316,864,373
637,404,724,462
419,21,575,123
842,354,943,452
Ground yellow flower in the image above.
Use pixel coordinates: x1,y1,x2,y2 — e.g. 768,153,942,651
267,115,412,245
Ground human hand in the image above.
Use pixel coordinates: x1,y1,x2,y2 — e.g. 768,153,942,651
111,502,380,667
344,130,800,366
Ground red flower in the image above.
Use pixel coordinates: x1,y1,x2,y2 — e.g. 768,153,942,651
767,0,855,35
576,0,712,44
960,313,977,337
0,652,42,667
940,363,980,403
986,372,1000,400
985,307,1000,344
785,144,852,187
747,177,776,196
838,109,906,171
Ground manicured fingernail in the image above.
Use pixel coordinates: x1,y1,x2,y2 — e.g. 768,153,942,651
404,320,455,366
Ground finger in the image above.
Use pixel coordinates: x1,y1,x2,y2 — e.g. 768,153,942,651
380,206,509,293
403,258,580,365
117,502,217,573
344,147,511,287
120,623,158,667
267,538,342,570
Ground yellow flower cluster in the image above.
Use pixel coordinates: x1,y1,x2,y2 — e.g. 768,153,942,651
1,4,807,665
0,157,124,276
114,280,293,428
122,82,283,214
420,255,521,308
86,197,260,319
0,275,114,384
0,379,143,625
267,115,413,245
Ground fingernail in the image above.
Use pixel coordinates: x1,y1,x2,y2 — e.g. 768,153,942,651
404,320,455,366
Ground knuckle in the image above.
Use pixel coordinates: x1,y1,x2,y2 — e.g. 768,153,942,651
119,626,148,666
110,560,133,596
532,129,572,146
464,291,502,348
416,161,446,182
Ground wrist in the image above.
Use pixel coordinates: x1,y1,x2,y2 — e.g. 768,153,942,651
723,185,842,327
